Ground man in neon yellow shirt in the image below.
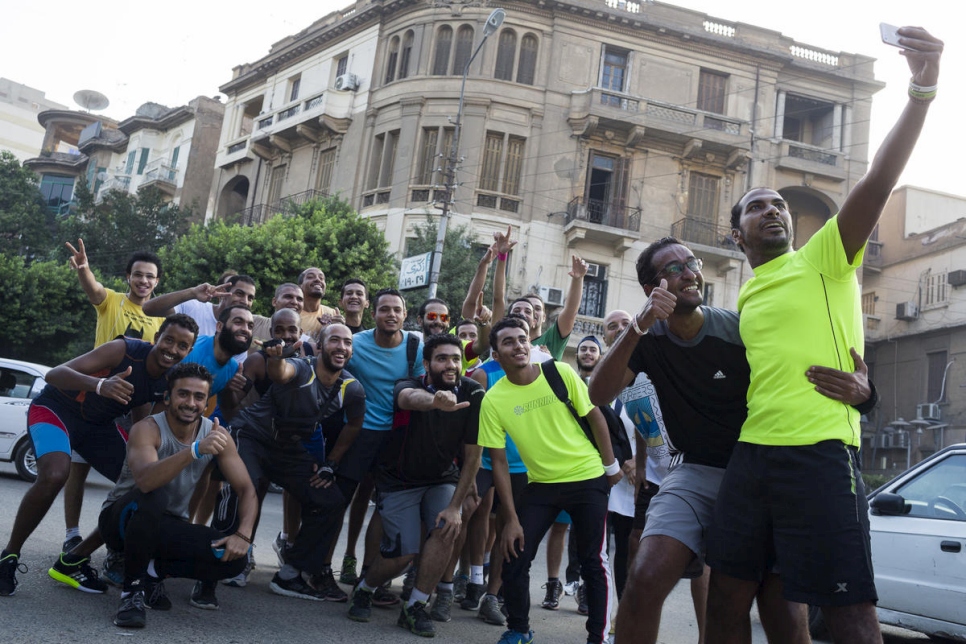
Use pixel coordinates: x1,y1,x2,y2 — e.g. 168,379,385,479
478,317,621,644
705,26,943,644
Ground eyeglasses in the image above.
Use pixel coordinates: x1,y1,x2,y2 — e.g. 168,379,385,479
425,312,449,323
655,257,703,280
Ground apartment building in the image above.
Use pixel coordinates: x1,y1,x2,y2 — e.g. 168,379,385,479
0,78,68,162
210,0,881,339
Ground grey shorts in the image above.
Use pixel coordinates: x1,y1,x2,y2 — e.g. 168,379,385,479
642,463,724,575
377,483,456,558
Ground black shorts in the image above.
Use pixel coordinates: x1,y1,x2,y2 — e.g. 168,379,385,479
475,467,528,513
632,482,660,531
337,428,391,484
707,440,877,607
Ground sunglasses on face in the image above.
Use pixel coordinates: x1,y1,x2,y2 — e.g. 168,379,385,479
425,312,449,323
656,257,703,281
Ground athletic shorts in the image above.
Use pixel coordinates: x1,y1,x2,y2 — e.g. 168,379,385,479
338,428,390,484
707,440,877,607
475,467,528,512
642,463,722,579
632,482,660,530
28,402,127,482
377,484,456,558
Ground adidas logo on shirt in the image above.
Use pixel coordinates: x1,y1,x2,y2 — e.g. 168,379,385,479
713,370,726,380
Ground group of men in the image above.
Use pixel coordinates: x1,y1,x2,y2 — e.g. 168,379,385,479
0,24,944,644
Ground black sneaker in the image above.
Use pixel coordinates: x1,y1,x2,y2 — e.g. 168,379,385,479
398,600,436,637
190,580,220,610
372,582,400,607
347,586,374,622
48,553,108,593
576,582,588,615
460,582,485,610
144,576,172,610
400,566,416,601
541,579,563,610
269,572,326,601
308,568,348,602
62,535,82,554
114,591,146,628
0,552,26,597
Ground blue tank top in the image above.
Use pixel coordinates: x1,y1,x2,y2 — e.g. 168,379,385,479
477,360,527,474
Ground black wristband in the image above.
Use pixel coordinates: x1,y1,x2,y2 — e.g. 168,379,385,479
852,379,879,416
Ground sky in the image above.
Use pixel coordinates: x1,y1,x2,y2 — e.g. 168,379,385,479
2,0,958,194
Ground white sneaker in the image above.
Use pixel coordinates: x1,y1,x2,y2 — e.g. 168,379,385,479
222,548,255,587
563,580,579,596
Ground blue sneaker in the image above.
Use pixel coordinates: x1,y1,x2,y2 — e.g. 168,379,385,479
498,629,534,644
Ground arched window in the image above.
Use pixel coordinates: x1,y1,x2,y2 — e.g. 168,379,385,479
517,34,538,85
385,36,400,84
494,30,516,81
452,25,474,75
399,31,414,79
432,26,453,76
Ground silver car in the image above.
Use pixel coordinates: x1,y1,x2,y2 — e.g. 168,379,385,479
810,443,966,641
0,358,50,482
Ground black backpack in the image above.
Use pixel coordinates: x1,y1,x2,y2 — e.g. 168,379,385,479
541,361,633,464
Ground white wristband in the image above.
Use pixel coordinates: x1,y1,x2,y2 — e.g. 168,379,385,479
604,461,621,477
631,315,647,336
95,378,106,396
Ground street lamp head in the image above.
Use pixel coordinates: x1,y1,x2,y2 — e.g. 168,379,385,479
484,9,506,37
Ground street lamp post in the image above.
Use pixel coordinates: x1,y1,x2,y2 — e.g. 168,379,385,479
426,8,506,299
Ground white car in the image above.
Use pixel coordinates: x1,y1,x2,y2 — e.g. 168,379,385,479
0,358,50,482
810,443,966,642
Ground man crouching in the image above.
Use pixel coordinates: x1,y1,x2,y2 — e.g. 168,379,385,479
99,363,258,628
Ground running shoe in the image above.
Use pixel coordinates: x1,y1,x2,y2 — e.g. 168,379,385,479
430,587,454,622
0,552,26,597
563,580,579,596
339,555,358,584
540,579,563,610
497,629,534,644
48,553,108,593
102,548,124,587
62,535,82,554
222,548,255,587
347,585,373,622
272,532,289,567
453,572,469,602
460,582,485,610
308,568,348,602
269,572,326,601
189,580,219,610
477,593,506,626
576,582,588,615
113,590,146,628
143,576,172,610
398,599,436,637
372,581,400,607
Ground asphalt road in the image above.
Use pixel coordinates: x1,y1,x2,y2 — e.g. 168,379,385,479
0,464,930,643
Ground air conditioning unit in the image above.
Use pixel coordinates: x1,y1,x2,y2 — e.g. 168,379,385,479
877,432,909,449
585,262,602,278
538,286,564,306
334,73,360,91
895,301,919,321
948,270,966,287
917,403,942,421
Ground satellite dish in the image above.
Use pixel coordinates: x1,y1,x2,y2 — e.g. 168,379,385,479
73,89,110,112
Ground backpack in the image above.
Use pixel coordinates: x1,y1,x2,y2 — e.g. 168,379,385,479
541,361,633,464
405,332,420,376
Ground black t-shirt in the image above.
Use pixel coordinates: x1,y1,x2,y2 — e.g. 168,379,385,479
378,375,484,491
627,307,748,469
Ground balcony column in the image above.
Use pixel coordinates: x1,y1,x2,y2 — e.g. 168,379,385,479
774,90,785,140
394,97,425,207
832,103,843,152
842,105,853,154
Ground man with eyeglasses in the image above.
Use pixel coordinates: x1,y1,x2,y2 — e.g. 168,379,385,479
589,237,876,644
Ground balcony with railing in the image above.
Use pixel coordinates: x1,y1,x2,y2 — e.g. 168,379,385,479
139,159,179,195
248,91,353,159
228,189,330,226
95,174,132,203
776,140,847,181
563,197,640,255
671,216,745,271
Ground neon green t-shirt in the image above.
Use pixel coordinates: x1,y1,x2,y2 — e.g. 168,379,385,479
737,215,865,447
478,361,604,483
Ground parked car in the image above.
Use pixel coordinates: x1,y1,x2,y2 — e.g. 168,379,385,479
809,443,966,642
0,358,50,482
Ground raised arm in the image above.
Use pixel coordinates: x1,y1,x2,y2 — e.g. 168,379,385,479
65,238,106,306
554,255,588,338
838,27,943,262
142,282,231,318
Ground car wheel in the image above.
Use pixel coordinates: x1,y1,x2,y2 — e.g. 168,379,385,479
807,604,829,640
14,440,38,483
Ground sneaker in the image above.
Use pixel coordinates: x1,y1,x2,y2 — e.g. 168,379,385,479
308,568,348,602
339,555,358,585
222,548,255,587
430,588,454,622
0,552,27,596
102,549,124,587
497,629,534,644
62,535,82,554
113,591,146,628
189,580,220,610
398,600,436,637
563,580,579,596
460,581,485,610
453,572,469,602
269,572,326,601
540,579,563,610
400,566,416,601
347,586,373,622
143,576,172,610
576,582,588,615
373,583,400,607
477,593,506,626
272,532,289,567
48,553,108,593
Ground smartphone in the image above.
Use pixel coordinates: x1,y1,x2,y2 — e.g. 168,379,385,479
880,23,904,48
211,546,225,559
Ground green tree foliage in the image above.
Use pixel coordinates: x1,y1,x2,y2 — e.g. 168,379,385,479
159,196,396,316
59,183,192,278
401,217,493,325
0,151,57,260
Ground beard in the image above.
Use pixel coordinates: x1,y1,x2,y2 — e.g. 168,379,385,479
429,365,458,391
218,326,252,355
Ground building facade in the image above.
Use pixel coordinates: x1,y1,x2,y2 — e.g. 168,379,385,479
0,78,68,163
210,0,881,340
